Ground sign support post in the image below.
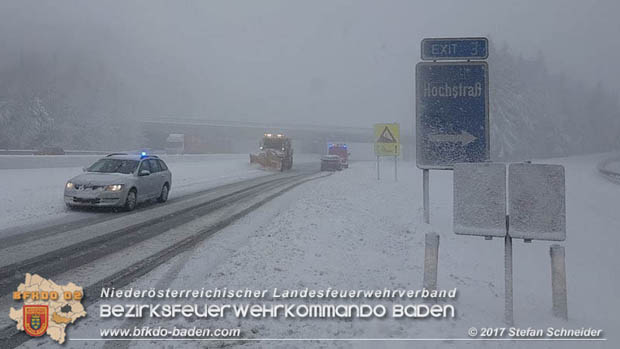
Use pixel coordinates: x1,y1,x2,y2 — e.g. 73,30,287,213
550,244,568,320
394,149,398,181
504,219,514,325
423,232,440,294
423,169,430,224
377,156,380,180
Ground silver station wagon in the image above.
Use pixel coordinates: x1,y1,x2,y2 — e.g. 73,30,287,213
64,153,172,211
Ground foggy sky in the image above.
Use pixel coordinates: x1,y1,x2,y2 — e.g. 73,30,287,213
1,0,618,132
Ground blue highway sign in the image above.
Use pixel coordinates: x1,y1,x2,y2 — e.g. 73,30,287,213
416,61,489,169
421,37,488,60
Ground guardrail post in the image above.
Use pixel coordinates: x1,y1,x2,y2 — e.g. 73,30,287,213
550,244,568,320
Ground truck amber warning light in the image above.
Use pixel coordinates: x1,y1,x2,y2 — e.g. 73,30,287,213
9,274,86,344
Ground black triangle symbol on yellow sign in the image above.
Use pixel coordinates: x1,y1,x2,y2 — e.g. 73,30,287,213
378,126,397,143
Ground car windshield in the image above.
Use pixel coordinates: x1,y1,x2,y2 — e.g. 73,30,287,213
87,159,139,174
329,147,347,156
263,138,284,149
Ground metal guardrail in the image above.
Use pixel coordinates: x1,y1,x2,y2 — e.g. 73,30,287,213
0,149,112,155
597,155,620,183
0,149,37,155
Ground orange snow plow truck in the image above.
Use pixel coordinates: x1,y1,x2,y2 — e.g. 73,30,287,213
250,133,293,171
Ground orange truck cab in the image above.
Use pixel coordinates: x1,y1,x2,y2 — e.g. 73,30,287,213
327,143,349,168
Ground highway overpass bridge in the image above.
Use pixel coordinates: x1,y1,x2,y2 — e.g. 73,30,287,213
141,117,413,159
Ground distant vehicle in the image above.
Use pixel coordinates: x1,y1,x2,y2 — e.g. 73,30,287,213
321,155,343,171
64,153,172,211
165,133,216,154
250,133,294,171
327,143,350,168
34,146,65,155
165,134,185,154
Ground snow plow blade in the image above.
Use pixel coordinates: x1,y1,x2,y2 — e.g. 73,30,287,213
250,150,285,171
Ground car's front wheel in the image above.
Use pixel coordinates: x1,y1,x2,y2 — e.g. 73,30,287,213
157,184,169,203
124,189,137,211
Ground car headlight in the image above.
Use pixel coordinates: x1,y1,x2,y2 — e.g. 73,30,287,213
66,182,74,190
104,184,124,192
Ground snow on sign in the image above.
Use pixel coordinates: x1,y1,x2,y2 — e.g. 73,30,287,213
374,123,400,156
453,162,507,237
416,61,489,169
421,37,488,60
508,163,566,241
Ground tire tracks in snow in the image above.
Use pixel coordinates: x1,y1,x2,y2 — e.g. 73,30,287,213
0,171,331,348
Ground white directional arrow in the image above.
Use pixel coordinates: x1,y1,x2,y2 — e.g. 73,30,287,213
428,130,477,146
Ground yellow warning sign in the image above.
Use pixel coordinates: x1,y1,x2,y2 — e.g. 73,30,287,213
374,123,400,156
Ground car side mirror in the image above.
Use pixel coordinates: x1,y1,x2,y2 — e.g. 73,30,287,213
139,170,151,176
82,167,87,172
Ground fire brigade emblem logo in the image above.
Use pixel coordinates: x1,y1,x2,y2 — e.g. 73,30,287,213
23,305,48,337
10,274,87,343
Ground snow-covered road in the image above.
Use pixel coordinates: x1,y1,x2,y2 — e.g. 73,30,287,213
2,159,327,348
63,153,618,349
4,153,618,348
